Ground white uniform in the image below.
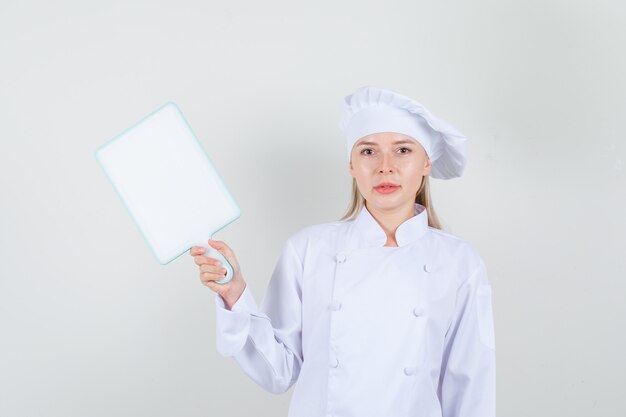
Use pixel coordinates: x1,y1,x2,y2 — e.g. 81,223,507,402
214,203,496,417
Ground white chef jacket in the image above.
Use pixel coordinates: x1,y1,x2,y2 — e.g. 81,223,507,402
214,202,496,417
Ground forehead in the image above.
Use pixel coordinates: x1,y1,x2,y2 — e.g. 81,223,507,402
354,132,419,146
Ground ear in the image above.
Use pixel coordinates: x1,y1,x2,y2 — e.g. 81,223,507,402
349,158,355,178
422,157,432,176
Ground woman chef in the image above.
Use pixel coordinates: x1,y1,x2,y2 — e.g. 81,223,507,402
190,86,496,417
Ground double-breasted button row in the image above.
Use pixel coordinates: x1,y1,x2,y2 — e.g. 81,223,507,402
335,253,431,270
331,360,416,375
403,366,417,376
335,253,346,263
331,356,415,376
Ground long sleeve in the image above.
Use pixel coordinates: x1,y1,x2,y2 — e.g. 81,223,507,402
214,238,304,395
438,258,496,417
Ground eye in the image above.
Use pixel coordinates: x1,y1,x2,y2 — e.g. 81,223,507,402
360,148,374,155
398,147,412,154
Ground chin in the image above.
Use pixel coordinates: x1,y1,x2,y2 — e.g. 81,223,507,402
368,194,412,209
368,196,401,207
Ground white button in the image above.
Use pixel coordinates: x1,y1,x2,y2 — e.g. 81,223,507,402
413,306,424,317
423,263,431,272
404,366,416,376
331,357,339,368
335,253,346,263
329,301,342,311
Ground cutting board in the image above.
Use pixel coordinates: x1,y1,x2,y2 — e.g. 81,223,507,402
95,102,240,284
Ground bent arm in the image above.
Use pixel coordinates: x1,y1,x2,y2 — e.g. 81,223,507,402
214,239,303,395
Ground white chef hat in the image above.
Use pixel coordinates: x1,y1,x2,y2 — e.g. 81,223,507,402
338,85,468,179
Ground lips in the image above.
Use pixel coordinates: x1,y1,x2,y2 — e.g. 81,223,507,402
374,182,400,189
374,182,400,194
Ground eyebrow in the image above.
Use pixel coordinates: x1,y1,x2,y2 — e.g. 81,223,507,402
356,140,416,147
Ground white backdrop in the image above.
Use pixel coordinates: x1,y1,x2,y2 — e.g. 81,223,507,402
1,0,625,416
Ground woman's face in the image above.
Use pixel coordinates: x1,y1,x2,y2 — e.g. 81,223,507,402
349,132,431,212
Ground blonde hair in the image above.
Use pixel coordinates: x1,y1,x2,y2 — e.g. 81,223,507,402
338,175,443,230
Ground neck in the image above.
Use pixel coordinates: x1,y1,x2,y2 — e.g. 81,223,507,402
366,201,416,245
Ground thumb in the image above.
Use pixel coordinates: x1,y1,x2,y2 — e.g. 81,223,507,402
208,239,238,271
208,239,231,258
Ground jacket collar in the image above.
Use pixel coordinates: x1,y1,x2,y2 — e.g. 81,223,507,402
352,202,429,248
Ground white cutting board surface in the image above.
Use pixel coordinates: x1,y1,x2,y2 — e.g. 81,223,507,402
95,102,241,265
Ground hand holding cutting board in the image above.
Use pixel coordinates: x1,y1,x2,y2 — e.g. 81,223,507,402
190,239,247,309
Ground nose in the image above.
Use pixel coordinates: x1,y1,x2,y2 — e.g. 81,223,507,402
378,151,394,173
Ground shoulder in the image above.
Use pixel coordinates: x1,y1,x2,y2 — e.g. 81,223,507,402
427,226,485,278
284,219,348,256
287,219,347,245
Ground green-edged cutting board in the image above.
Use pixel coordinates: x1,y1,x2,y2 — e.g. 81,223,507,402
95,102,240,284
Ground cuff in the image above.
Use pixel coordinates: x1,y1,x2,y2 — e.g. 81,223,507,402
214,284,258,356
